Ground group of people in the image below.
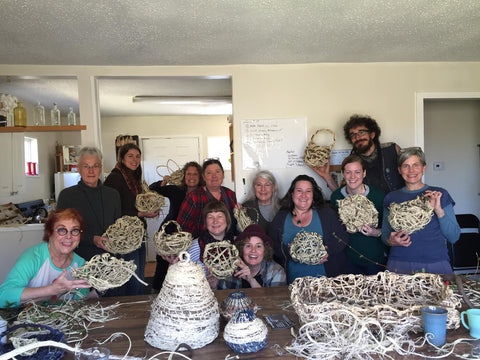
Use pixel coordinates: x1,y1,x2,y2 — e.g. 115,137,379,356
0,113,461,308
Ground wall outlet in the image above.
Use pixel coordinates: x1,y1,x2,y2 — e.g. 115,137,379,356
433,162,445,171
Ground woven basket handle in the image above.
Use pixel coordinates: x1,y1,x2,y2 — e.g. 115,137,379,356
155,165,167,179
166,159,180,173
159,220,182,236
310,128,336,148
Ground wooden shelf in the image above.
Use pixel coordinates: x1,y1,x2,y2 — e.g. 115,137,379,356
0,125,86,133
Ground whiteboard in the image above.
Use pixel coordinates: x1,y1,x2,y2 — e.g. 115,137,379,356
241,117,307,170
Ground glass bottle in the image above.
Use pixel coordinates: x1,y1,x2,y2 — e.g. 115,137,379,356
51,103,61,126
67,107,76,126
14,101,27,127
0,102,7,127
33,101,45,126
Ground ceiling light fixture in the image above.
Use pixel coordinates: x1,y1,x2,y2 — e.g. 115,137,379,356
132,96,231,105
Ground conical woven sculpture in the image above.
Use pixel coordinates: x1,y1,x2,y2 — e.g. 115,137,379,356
145,252,220,350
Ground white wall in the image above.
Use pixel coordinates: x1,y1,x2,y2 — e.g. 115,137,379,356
1,62,479,207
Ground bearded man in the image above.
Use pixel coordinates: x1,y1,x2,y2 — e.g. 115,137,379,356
310,114,404,194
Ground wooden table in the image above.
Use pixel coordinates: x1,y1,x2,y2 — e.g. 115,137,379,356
62,286,476,360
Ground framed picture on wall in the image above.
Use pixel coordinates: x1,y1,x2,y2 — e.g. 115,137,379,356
115,135,139,159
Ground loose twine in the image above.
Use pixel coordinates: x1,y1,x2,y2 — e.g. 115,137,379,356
233,207,259,232
136,181,165,213
289,231,327,265
388,195,434,234
155,159,184,186
72,253,148,292
154,220,193,256
303,129,335,168
337,194,378,233
203,241,240,279
103,216,145,255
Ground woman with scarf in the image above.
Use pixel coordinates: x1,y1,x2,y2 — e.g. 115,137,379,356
104,143,159,295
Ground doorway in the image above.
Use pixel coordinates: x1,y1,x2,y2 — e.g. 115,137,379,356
417,94,480,218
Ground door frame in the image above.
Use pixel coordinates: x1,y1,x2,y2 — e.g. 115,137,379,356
415,91,480,149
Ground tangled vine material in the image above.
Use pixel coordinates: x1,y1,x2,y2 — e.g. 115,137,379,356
136,181,165,213
290,231,327,265
203,241,239,279
154,220,193,256
233,207,259,232
13,300,121,343
145,252,220,351
388,195,433,234
72,253,147,291
102,215,145,254
337,194,378,233
303,129,335,167
288,272,463,359
156,159,184,186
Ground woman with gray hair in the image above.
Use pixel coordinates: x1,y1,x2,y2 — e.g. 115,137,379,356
240,170,280,232
57,146,122,261
381,147,460,274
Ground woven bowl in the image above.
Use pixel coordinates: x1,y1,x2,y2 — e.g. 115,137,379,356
220,291,258,320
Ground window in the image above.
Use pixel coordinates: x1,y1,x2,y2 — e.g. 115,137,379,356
24,137,39,175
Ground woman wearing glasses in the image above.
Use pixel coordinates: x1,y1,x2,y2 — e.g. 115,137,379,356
177,158,238,238
381,147,461,274
104,143,159,296
239,170,280,233
0,209,95,308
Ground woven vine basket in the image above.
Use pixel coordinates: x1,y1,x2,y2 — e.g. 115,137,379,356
290,271,461,333
136,181,165,213
303,128,335,167
388,195,433,234
337,194,378,233
289,231,327,265
155,159,184,186
154,220,193,256
102,215,145,254
203,240,239,279
145,252,220,351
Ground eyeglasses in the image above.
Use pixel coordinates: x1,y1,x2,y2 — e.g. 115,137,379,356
349,129,369,140
79,164,101,171
56,227,82,237
203,157,220,163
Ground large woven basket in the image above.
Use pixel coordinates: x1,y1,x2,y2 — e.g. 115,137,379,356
154,220,193,256
145,252,220,351
290,271,461,333
303,128,335,167
136,182,165,213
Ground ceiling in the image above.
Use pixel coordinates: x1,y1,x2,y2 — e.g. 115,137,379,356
0,0,479,116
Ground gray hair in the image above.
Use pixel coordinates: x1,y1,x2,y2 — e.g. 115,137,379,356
245,170,280,212
77,146,103,163
398,147,426,167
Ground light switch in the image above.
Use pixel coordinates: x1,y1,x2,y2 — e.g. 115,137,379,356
433,162,445,171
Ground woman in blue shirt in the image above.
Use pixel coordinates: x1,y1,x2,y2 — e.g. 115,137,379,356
382,147,460,274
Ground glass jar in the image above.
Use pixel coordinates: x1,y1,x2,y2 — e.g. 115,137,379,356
33,101,45,126
14,101,27,127
67,107,76,126
0,102,7,127
51,103,60,126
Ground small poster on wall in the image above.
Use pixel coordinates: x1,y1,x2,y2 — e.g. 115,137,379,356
241,117,307,170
